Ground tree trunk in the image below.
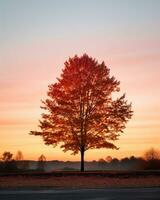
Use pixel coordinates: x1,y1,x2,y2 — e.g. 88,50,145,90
80,148,84,172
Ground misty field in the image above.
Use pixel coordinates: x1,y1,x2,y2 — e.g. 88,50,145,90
0,171,160,189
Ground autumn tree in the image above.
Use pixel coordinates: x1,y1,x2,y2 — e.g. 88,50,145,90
30,54,133,171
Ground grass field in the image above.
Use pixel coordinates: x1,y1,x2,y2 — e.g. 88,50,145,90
0,171,160,189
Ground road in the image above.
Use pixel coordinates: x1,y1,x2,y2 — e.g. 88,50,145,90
0,187,159,200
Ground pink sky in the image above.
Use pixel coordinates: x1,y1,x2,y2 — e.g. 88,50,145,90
0,0,160,161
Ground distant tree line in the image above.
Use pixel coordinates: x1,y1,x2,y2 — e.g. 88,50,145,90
0,148,160,172
98,148,160,170
0,150,46,172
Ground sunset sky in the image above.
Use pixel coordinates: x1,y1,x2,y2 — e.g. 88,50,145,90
0,0,160,161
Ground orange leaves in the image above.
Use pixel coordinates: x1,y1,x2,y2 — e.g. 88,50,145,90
30,54,133,156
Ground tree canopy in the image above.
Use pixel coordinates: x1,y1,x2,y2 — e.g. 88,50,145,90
30,54,133,171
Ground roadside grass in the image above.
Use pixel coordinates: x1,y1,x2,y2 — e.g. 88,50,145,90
0,171,160,189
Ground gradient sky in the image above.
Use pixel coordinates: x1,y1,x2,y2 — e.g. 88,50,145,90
0,0,160,161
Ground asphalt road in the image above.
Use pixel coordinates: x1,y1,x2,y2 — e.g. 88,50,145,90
0,187,160,200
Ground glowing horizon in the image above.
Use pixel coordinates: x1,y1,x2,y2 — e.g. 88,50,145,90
0,0,160,161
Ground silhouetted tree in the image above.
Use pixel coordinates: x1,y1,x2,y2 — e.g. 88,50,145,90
111,158,119,164
1,151,17,171
30,54,133,171
15,150,23,161
144,148,160,170
110,158,120,169
98,158,106,163
39,154,46,162
37,154,46,171
98,158,106,168
15,150,25,170
106,156,112,163
144,148,160,161
2,152,13,162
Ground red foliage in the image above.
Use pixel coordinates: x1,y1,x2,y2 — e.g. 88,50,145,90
30,54,133,170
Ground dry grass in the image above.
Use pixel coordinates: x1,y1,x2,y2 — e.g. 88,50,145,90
0,175,160,189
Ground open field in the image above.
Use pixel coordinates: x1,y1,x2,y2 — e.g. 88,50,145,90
0,171,160,189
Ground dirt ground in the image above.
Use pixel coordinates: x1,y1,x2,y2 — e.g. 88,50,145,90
0,174,160,189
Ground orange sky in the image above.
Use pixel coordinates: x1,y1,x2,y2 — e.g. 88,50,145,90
0,0,160,161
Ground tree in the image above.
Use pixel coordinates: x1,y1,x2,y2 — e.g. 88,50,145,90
15,150,23,161
144,148,160,161
144,148,160,170
37,154,46,171
2,152,13,162
38,154,46,162
98,158,106,168
105,156,112,163
1,151,18,171
15,150,24,170
30,54,133,171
